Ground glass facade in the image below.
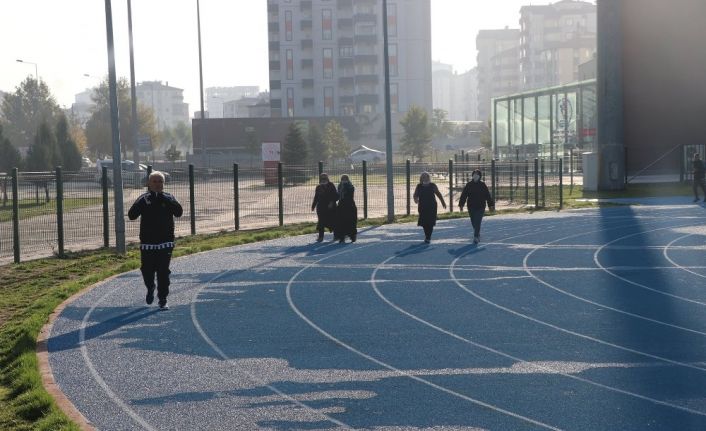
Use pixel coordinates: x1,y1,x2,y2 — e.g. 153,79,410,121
493,79,596,160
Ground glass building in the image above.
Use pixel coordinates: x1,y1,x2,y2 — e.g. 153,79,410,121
492,79,596,161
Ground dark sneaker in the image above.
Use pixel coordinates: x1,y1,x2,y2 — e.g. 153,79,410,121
473,236,480,244
158,301,169,310
694,198,700,203
146,288,155,305
338,238,345,243
350,235,356,243
424,237,431,244
316,233,324,242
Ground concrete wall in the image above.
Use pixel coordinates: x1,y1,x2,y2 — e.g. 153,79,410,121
622,0,706,175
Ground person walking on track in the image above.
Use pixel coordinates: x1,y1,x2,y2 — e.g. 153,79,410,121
413,172,447,244
692,153,706,202
334,174,358,243
128,171,183,310
311,173,339,242
459,169,495,244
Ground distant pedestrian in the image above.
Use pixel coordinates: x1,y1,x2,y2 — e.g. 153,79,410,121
334,175,358,243
458,169,495,244
128,171,183,310
413,172,447,243
311,173,339,242
692,153,705,202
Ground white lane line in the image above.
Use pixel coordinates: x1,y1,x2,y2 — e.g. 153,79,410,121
285,242,564,431
593,225,706,306
190,253,354,430
371,254,706,419
79,289,159,431
450,219,706,374
664,234,706,279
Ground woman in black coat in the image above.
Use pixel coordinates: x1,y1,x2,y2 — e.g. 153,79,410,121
334,174,357,243
458,169,495,244
311,173,339,242
413,172,447,243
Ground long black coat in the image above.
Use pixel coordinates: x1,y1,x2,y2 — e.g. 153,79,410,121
312,182,339,231
334,182,357,239
414,183,446,227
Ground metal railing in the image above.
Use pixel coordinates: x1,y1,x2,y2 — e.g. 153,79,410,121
1,160,570,263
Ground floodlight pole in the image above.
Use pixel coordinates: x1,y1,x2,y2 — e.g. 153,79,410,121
128,0,140,165
382,0,394,222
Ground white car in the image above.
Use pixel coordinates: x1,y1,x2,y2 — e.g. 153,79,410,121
95,159,169,188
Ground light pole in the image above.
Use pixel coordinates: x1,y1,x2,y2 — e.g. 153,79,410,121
382,0,394,222
16,59,38,80
127,0,140,166
196,0,206,166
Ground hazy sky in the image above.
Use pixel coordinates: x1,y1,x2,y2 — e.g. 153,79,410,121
0,0,546,115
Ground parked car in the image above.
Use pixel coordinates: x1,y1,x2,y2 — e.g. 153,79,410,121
95,159,169,187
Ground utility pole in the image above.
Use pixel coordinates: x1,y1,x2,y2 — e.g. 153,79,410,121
128,0,140,165
382,0,394,222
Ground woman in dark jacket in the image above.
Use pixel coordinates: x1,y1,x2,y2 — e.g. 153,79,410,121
458,169,495,244
334,174,357,243
311,173,339,242
692,153,705,202
413,172,447,243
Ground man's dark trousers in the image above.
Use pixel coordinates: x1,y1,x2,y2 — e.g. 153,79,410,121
469,209,485,238
140,248,172,302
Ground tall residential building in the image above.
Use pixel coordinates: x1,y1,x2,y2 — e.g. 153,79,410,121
476,28,520,122
70,89,95,127
432,61,454,115
206,86,260,118
135,81,189,130
266,0,432,144
450,68,478,122
519,0,596,90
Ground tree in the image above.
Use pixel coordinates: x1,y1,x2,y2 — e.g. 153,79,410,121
55,114,82,171
84,78,159,159
480,120,492,149
323,120,350,161
0,125,22,173
244,130,260,168
25,121,57,171
282,123,307,166
430,108,453,140
400,105,432,162
164,144,182,168
307,124,327,164
172,122,192,153
0,77,62,151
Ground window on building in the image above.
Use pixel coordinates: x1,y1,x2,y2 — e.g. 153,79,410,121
324,87,334,116
286,49,294,80
339,45,354,57
323,48,334,79
388,3,397,37
322,9,332,40
285,11,293,41
287,88,294,117
388,44,398,76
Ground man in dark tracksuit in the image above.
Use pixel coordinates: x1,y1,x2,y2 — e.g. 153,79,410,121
458,169,495,244
693,153,705,202
128,172,183,309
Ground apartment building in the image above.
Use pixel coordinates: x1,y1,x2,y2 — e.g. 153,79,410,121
476,28,521,122
267,0,432,138
135,81,189,130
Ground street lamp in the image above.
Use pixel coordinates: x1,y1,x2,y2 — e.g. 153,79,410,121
16,59,38,80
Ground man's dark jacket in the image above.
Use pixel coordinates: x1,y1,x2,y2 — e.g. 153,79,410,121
128,191,183,245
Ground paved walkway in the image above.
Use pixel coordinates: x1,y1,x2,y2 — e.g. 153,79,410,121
46,202,706,430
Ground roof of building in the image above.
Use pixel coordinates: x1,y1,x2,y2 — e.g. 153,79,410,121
476,28,520,41
520,0,595,16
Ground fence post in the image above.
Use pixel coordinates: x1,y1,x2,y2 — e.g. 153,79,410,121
625,146,629,185
569,148,574,188
509,162,514,202
448,159,454,213
534,158,539,208
559,158,564,210
362,160,368,220
12,168,20,263
189,164,196,235
524,160,529,205
541,159,546,208
318,161,323,177
55,166,64,257
102,166,109,248
233,163,239,231
146,164,152,190
277,162,284,226
405,159,411,216
491,159,497,202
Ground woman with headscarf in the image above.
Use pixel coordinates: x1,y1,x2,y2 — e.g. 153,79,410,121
413,172,447,243
334,174,357,243
311,173,339,242
458,169,495,244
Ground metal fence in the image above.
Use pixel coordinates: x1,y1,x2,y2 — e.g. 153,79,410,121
1,159,570,263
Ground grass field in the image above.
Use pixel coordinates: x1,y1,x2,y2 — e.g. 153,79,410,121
0,198,101,223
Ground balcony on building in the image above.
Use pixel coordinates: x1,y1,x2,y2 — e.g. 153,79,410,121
301,38,313,49
337,0,353,10
338,57,354,67
302,78,314,89
268,22,279,32
269,41,280,52
355,54,378,64
356,94,379,104
270,80,282,90
338,18,353,30
353,12,376,23
354,34,377,44
269,60,281,70
301,58,313,69
339,76,355,86
270,99,282,109
355,74,379,84
300,19,313,31
300,0,312,11
267,3,279,14
339,95,355,104
303,97,315,108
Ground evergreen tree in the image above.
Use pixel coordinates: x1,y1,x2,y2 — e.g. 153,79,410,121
25,121,57,171
282,123,308,166
323,120,350,161
0,125,22,173
307,124,327,164
400,105,432,162
55,114,82,171
0,77,62,151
